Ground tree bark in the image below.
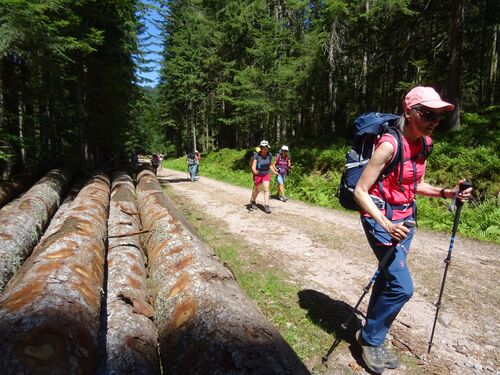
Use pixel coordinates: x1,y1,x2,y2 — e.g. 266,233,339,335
135,169,309,375
0,167,73,292
0,172,110,374
101,171,160,375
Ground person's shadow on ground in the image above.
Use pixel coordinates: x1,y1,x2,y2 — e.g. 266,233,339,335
298,289,377,373
158,176,190,184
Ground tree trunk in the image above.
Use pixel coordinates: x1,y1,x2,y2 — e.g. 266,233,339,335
1,55,23,174
0,172,110,374
489,23,498,104
361,0,370,112
447,0,464,130
102,171,160,374
20,62,35,166
135,169,308,375
0,167,74,292
190,101,196,152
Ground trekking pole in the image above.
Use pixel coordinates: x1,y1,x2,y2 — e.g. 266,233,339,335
322,220,414,363
427,181,472,354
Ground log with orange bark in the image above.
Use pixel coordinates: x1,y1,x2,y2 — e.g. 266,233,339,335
136,169,308,375
0,168,73,292
0,172,109,374
103,171,160,374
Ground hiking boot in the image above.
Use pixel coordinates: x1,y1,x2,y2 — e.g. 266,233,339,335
279,195,285,202
379,345,398,369
282,195,288,202
249,201,257,210
264,205,272,214
359,339,386,374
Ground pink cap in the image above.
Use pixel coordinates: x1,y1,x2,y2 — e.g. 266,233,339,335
404,86,455,111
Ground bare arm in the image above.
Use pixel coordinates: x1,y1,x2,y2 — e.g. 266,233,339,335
270,158,279,175
353,142,410,241
251,159,258,175
417,177,473,201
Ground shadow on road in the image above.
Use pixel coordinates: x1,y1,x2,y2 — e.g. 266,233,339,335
158,176,190,185
298,289,376,370
298,289,362,342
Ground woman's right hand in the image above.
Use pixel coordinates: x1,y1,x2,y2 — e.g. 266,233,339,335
385,221,411,242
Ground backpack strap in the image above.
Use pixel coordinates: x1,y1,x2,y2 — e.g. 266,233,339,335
379,126,404,192
376,125,404,220
380,135,431,222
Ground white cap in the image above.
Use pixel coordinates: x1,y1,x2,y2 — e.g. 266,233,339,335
281,145,289,152
259,140,269,147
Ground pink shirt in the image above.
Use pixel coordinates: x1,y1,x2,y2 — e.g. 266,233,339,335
364,134,431,220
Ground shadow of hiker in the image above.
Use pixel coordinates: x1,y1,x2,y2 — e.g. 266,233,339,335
298,289,374,369
298,289,362,343
159,177,190,184
298,290,389,374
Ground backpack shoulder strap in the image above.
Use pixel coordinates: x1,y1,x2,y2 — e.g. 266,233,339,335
380,125,404,192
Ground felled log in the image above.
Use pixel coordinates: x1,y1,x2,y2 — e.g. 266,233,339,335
0,172,110,374
0,167,73,292
0,172,37,208
136,169,309,375
102,171,159,375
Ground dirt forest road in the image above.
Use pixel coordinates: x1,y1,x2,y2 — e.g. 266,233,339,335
159,168,499,375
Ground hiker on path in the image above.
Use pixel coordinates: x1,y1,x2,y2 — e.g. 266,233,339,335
249,140,278,214
195,150,201,177
158,153,163,172
272,145,292,202
187,151,198,182
130,150,139,169
151,153,160,175
353,86,473,374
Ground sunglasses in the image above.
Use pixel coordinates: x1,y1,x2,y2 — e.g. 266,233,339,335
413,108,441,121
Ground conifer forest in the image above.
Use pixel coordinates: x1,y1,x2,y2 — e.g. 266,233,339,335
1,0,498,176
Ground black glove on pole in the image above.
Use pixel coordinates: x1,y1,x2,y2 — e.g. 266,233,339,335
427,181,472,354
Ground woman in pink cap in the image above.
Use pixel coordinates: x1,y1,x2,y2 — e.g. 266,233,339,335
353,86,473,373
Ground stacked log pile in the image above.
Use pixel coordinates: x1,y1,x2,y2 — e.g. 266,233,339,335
102,171,159,374
136,169,309,375
0,168,309,374
0,172,110,374
0,168,74,292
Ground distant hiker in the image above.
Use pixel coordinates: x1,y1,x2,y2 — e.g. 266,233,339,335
158,153,163,171
249,140,278,214
130,150,139,169
187,151,198,182
272,145,292,202
151,153,160,175
353,86,472,374
195,149,201,177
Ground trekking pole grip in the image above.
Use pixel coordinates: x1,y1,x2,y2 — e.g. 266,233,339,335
456,181,473,208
